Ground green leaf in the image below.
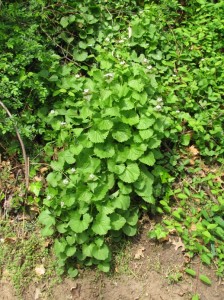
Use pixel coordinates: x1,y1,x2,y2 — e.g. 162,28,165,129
92,184,109,201
181,134,191,146
69,212,92,233
199,274,212,285
192,294,200,300
122,224,137,236
57,223,68,233
196,0,206,4
117,181,132,195
98,261,110,272
39,210,55,227
112,194,130,210
50,158,64,171
46,172,62,187
66,246,76,257
149,74,158,89
41,226,54,237
128,144,147,160
97,119,113,130
61,149,76,164
126,210,139,226
29,181,42,197
201,253,211,265
121,111,139,126
60,17,69,28
68,268,78,278
119,163,140,183
139,129,154,140
137,116,155,130
151,51,162,60
110,213,126,230
139,152,156,166
54,239,66,255
128,79,144,92
148,138,161,149
88,130,108,143
73,50,88,62
92,213,111,235
134,167,154,202
112,124,132,142
92,243,110,260
132,23,145,38
82,243,95,257
66,235,76,246
70,144,83,155
94,143,115,158
185,268,196,277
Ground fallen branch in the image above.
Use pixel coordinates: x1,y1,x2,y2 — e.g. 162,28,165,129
0,101,29,189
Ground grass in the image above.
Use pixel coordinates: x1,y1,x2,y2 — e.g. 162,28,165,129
0,218,60,298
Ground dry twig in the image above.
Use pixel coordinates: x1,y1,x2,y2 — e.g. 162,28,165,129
0,100,29,189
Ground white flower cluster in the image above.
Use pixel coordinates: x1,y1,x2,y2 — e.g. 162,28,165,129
63,178,69,185
71,167,76,174
83,88,90,95
104,73,114,78
89,173,95,180
155,97,163,111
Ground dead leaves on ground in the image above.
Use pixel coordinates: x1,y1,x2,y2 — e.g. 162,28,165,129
170,237,185,252
134,246,146,260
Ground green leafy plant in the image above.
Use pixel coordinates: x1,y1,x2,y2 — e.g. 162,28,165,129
1,0,224,279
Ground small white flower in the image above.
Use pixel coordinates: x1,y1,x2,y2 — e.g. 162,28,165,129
50,110,55,114
173,74,177,77
201,58,205,61
105,37,110,42
89,174,95,180
143,58,148,64
63,179,69,185
128,27,132,38
120,61,126,65
83,89,90,95
60,121,66,126
104,73,114,78
157,97,163,103
147,65,153,70
0,238,4,243
155,105,162,111
176,110,180,113
75,74,81,78
47,195,51,200
71,168,76,174
118,39,124,43
61,201,65,207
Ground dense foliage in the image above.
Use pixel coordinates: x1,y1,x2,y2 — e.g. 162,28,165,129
0,0,223,276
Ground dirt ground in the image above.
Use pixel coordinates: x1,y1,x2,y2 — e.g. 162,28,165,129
1,224,223,300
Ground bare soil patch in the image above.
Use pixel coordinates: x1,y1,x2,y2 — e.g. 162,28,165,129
1,225,223,300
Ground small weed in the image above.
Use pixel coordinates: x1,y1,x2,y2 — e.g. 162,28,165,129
166,267,183,284
112,241,132,275
0,218,59,297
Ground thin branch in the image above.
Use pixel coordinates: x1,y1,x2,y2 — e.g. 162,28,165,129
0,101,29,189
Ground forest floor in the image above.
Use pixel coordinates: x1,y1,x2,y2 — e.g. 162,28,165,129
1,222,223,300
